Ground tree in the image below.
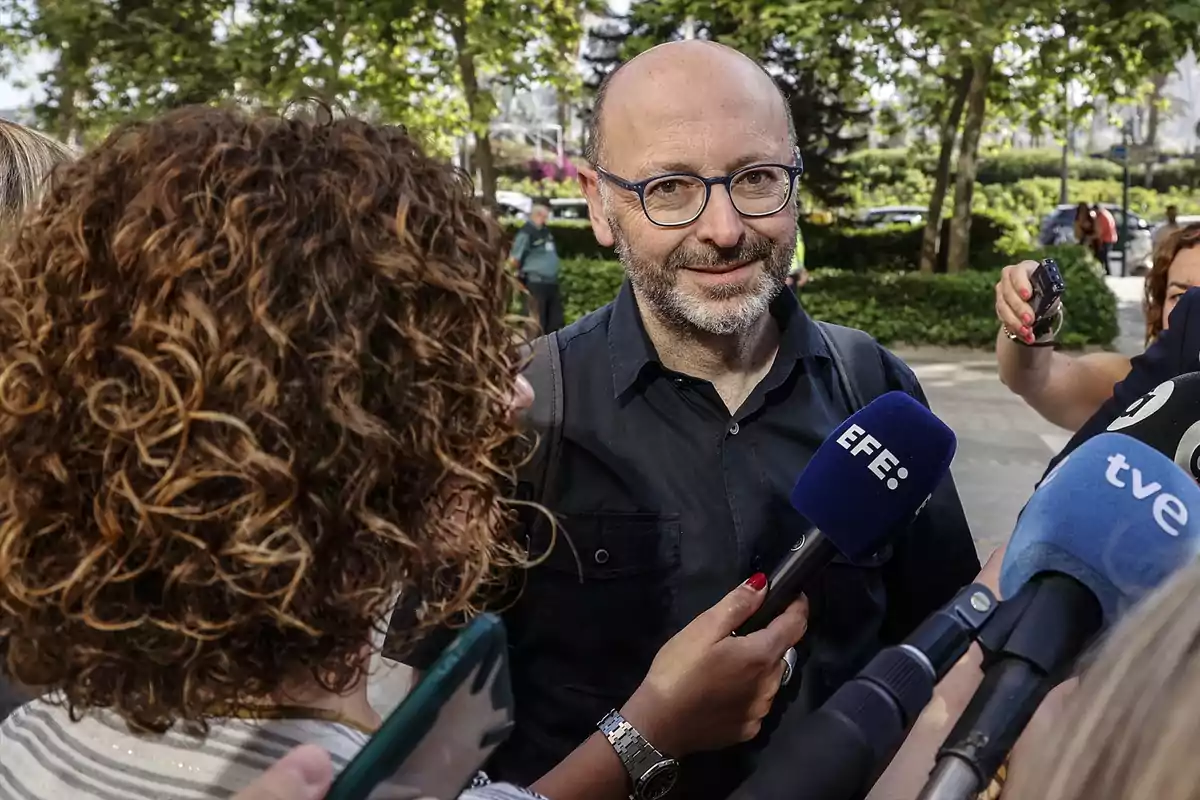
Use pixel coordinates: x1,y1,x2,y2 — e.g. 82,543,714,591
365,0,596,207
0,0,240,144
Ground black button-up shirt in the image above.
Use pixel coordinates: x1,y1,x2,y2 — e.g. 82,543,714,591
403,281,980,797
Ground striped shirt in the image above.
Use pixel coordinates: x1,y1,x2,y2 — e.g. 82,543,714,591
0,700,545,800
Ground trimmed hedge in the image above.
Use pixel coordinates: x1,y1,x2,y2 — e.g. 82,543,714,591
800,245,1116,348
507,212,1030,273
557,244,1116,349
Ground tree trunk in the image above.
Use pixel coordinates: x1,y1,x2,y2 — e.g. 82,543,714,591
919,65,972,274
449,11,497,208
1142,73,1167,189
946,50,994,274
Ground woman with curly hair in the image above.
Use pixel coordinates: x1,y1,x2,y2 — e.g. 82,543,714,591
993,223,1200,432
0,103,808,800
0,118,72,222
0,104,540,798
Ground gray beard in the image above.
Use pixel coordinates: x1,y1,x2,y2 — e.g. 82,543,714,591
610,220,793,336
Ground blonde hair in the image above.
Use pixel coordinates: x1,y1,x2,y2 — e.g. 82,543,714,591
1006,557,1200,800
0,118,72,221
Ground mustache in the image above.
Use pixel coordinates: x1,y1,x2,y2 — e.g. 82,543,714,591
665,235,778,271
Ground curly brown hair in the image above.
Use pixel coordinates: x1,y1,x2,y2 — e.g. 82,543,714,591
1143,222,1200,345
0,105,526,731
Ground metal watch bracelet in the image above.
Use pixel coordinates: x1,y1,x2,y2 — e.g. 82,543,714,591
1004,302,1064,348
598,709,680,800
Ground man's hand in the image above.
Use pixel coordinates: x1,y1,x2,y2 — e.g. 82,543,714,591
622,577,810,757
994,261,1038,345
233,745,333,800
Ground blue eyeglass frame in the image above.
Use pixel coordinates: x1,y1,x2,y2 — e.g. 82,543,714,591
592,150,805,228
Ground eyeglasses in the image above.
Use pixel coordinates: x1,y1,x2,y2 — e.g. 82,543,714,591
593,152,804,228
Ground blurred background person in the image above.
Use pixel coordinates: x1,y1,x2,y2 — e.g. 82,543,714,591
785,227,808,291
0,118,71,224
1003,553,1200,799
510,201,563,334
994,222,1200,431
0,104,539,799
1072,202,1096,250
1154,204,1181,250
1092,203,1118,267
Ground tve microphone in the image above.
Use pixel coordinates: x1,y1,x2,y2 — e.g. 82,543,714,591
737,391,957,635
728,582,998,800
918,432,1200,800
1105,371,1200,482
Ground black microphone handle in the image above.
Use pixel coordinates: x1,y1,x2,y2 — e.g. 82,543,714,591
730,584,998,800
737,529,840,636
728,682,893,800
918,574,1102,800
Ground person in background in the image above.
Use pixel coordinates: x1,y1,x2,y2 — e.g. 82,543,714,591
0,117,72,724
1153,204,1181,250
1002,553,1200,799
0,118,72,224
1092,203,1118,267
510,202,564,334
1072,202,1095,250
0,105,543,800
785,227,808,290
993,222,1200,432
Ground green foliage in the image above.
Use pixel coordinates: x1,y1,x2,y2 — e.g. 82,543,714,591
802,211,1027,272
559,258,626,323
555,245,1115,348
498,177,582,199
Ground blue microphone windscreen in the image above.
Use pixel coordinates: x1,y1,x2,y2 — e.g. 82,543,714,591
1000,432,1200,626
790,391,957,562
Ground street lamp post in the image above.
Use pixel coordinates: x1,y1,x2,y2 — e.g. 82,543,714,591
1121,120,1131,277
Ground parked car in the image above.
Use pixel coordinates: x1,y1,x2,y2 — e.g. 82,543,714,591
476,190,533,219
1038,204,1153,274
856,206,926,228
549,197,590,220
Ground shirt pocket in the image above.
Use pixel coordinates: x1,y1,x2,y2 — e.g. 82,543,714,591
521,512,681,695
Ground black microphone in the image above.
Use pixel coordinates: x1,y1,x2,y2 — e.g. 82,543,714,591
1104,371,1200,480
728,582,998,800
918,433,1200,800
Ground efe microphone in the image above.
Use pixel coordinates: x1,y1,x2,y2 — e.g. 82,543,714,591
918,433,1200,800
737,391,957,635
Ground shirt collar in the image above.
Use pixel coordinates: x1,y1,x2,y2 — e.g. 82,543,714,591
606,279,828,399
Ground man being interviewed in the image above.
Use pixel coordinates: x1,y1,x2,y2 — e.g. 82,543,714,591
398,40,980,800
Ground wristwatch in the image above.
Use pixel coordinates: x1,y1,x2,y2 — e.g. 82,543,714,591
598,709,680,800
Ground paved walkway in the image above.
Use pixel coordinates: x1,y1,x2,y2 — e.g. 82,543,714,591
893,276,1144,558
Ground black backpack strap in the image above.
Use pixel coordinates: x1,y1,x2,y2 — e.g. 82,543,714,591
815,321,891,411
520,330,564,506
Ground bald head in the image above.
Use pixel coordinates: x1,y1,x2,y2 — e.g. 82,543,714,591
584,40,795,166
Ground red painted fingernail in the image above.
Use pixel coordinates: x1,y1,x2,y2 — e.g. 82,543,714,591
1022,313,1033,325
1020,326,1030,335
1020,289,1031,299
745,572,767,592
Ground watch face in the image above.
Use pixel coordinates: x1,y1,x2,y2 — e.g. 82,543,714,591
637,760,680,800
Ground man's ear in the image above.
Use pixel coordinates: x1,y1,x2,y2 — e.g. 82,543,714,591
578,166,615,248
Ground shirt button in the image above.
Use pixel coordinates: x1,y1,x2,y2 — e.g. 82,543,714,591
594,548,611,565
729,422,740,435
